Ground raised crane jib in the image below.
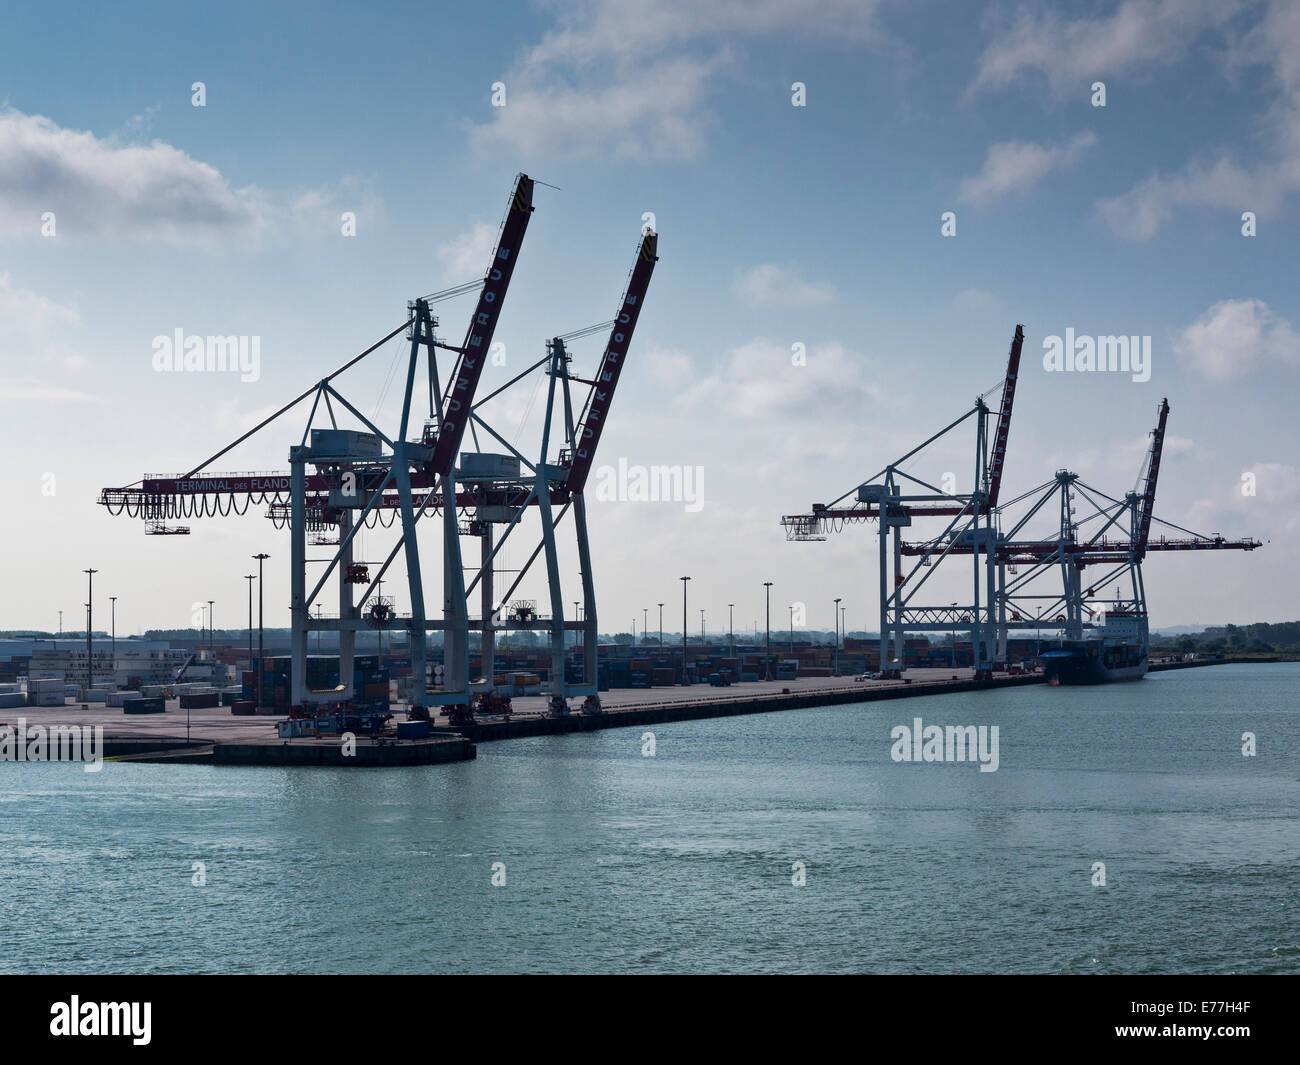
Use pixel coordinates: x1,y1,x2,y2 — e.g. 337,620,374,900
985,324,1024,510
565,229,659,494
1135,397,1170,558
427,173,536,477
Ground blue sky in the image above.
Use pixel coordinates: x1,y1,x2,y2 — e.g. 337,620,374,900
1,0,1297,636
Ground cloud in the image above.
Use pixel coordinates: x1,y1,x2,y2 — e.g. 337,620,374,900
437,221,498,282
1172,298,1300,380
0,275,99,403
953,288,1000,311
524,0,883,68
1186,460,1300,537
959,132,1097,205
0,273,80,359
472,54,724,160
0,377,100,403
468,0,884,160
731,264,835,308
0,109,267,244
640,345,696,388
683,339,880,420
970,0,1242,96
1105,429,1196,478
0,109,379,245
114,104,162,142
967,2,1300,236
1095,156,1293,239
1057,1,1300,238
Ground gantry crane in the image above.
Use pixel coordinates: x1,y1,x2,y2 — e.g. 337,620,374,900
101,174,537,716
781,326,1025,677
905,398,1261,658
99,179,659,720
783,324,1261,680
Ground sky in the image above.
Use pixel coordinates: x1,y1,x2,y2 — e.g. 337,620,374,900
1,0,1297,638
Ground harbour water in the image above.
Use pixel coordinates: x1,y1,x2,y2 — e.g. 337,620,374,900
2,663,1296,974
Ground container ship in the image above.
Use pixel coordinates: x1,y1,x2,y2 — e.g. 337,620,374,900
1039,607,1149,685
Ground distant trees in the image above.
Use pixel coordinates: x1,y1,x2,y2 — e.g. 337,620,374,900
1148,621,1298,657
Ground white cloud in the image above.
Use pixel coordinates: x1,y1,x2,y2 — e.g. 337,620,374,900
1085,1,1300,238
468,0,884,160
0,109,379,245
1172,298,1300,381
640,345,696,388
967,2,1300,237
1096,155,1295,239
0,273,80,360
525,0,883,68
437,221,498,282
1186,460,1300,537
472,54,723,161
970,0,1241,96
959,132,1097,205
0,274,95,404
953,288,999,311
731,264,835,308
1105,429,1196,478
0,109,267,244
683,339,879,420
0,377,99,403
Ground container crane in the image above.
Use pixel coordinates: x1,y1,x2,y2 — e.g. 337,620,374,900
780,326,1025,678
898,397,1261,657
99,174,538,716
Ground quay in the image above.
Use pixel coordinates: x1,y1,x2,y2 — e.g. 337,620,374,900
1,658,1261,766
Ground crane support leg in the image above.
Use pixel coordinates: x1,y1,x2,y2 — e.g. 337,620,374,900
289,448,308,708
338,509,355,699
394,445,427,717
442,468,468,700
574,494,599,709
536,471,568,715
480,524,495,683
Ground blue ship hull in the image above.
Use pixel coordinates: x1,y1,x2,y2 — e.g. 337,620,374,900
1040,645,1148,685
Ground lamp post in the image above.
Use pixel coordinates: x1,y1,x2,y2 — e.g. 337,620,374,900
763,581,773,681
58,610,62,638
83,568,97,694
658,603,664,647
643,608,648,645
680,577,690,684
700,608,705,645
834,597,841,676
245,575,255,676
728,603,734,660
253,553,270,707
788,604,794,653
208,600,215,658
110,596,117,665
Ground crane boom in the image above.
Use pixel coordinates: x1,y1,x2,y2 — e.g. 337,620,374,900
985,324,1023,510
427,173,536,477
1135,398,1169,559
566,229,658,494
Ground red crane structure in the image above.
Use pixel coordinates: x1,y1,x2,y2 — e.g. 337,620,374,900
99,178,659,720
783,329,1262,679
